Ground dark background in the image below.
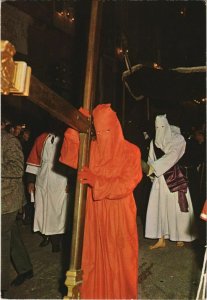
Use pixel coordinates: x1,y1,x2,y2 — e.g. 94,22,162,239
1,0,206,139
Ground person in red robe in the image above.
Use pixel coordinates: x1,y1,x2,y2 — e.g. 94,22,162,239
60,104,142,299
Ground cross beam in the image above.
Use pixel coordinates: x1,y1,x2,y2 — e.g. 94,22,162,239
29,75,90,133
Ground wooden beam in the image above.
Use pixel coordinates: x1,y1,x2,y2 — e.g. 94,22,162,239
29,75,90,133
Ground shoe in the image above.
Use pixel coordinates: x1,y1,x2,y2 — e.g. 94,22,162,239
11,270,33,286
39,236,50,247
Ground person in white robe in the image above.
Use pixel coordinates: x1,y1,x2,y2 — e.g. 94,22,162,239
26,133,69,252
145,115,196,249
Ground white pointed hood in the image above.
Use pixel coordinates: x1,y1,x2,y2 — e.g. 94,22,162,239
155,115,172,151
155,115,182,153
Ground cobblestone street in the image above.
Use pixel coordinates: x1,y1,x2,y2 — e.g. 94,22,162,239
4,218,203,299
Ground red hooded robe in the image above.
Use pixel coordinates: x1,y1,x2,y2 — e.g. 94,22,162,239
60,104,142,299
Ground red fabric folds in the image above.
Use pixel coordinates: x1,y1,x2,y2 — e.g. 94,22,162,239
59,128,80,169
26,133,48,166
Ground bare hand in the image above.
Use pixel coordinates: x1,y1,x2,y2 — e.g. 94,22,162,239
28,182,35,194
78,166,96,187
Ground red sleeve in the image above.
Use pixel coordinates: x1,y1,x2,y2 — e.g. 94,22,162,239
26,133,48,166
92,145,142,201
59,128,80,169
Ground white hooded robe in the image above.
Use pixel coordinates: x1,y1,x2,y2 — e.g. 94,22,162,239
26,134,68,235
145,115,196,242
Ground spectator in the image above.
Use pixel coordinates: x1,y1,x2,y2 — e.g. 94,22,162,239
1,118,11,130
1,118,14,134
19,127,34,225
180,128,206,219
20,128,33,161
1,127,33,297
193,129,205,208
13,123,23,138
12,124,29,222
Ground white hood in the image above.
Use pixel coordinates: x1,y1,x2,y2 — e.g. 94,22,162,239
155,115,182,153
155,115,172,151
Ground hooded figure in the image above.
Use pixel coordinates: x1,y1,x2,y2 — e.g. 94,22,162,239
145,115,196,249
60,104,142,299
26,133,69,252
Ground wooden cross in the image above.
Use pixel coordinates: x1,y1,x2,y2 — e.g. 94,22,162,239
29,75,90,133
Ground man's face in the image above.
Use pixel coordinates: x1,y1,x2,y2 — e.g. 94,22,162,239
14,125,22,137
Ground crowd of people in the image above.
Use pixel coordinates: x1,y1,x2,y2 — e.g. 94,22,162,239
1,106,206,299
